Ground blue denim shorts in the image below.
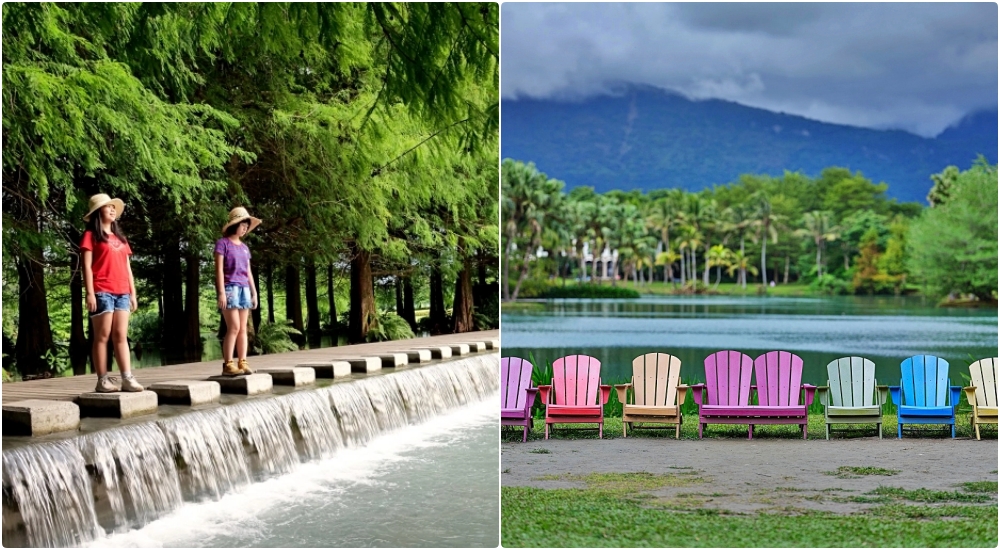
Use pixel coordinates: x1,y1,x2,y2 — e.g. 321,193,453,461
92,292,130,317
225,285,253,310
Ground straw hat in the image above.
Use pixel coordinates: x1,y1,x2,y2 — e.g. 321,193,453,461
83,194,126,222
222,207,262,235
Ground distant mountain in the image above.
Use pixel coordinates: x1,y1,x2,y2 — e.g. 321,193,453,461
501,85,997,203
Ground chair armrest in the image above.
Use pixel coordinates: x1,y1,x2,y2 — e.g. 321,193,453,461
538,385,552,405
876,385,889,407
690,384,706,406
614,384,632,406
888,386,901,406
524,388,539,411
676,385,690,406
802,384,817,407
949,386,962,408
816,386,829,407
963,386,978,407
600,384,612,405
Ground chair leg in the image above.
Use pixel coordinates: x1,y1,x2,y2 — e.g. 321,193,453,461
802,422,807,440
897,423,902,439
675,422,681,440
825,424,830,440
748,424,753,440
698,422,704,439
975,422,981,441
623,420,628,438
877,423,882,440
599,422,603,439
951,423,956,439
544,423,550,440
522,425,528,443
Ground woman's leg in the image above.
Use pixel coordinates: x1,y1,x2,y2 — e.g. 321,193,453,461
222,308,241,361
236,309,250,360
110,309,132,374
91,313,113,376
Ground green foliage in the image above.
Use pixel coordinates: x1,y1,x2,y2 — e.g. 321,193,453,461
539,286,640,299
128,310,162,344
809,274,850,295
367,311,415,342
255,322,301,355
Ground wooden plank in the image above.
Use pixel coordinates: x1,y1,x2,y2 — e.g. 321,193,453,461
861,358,876,408
737,352,753,407
652,354,667,406
705,352,720,406
664,355,680,408
632,355,647,406
828,358,844,407
982,358,997,408
901,357,917,407
933,356,949,406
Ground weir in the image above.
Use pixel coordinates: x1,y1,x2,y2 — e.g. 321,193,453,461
1,354,499,547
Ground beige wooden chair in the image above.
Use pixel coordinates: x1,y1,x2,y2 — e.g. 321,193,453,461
614,353,688,438
964,357,998,440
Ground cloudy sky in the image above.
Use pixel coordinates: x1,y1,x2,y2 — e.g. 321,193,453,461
501,3,998,137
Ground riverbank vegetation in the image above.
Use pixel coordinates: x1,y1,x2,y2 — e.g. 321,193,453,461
501,158,997,304
3,3,499,379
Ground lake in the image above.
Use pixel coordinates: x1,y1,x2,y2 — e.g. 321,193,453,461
501,295,998,386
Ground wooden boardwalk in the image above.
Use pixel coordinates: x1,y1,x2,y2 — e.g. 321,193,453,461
1,330,499,403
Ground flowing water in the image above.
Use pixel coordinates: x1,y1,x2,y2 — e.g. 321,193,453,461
502,295,998,385
2,355,499,548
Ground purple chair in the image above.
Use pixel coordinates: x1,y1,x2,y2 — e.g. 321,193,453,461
501,357,538,442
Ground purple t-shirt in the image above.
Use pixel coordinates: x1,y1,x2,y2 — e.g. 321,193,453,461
214,238,251,287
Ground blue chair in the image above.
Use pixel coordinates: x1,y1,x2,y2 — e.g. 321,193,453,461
889,355,960,438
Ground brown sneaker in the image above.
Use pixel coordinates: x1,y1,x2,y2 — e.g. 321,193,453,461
121,373,144,392
237,358,254,375
222,359,241,376
95,375,120,393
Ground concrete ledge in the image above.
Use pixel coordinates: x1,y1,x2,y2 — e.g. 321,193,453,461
483,338,499,350
419,346,453,360
150,380,221,405
76,391,159,419
402,349,433,363
256,367,316,387
346,357,382,373
297,361,352,378
449,343,471,356
379,353,409,368
206,373,273,395
461,341,487,352
2,400,80,436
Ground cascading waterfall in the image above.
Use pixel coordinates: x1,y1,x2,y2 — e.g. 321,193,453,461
2,354,498,548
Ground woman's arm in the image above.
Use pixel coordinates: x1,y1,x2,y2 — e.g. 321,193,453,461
215,252,227,310
83,250,97,312
127,256,138,312
248,263,258,310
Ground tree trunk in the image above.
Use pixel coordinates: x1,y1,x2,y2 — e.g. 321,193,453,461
348,246,375,343
784,256,790,284
452,258,475,333
703,242,711,286
327,263,338,346
679,248,686,286
740,236,747,288
429,264,448,334
15,251,55,377
266,263,275,324
760,235,768,285
160,236,184,363
69,245,88,375
286,262,304,344
304,258,321,348
181,246,202,361
395,277,404,316
252,266,261,332
816,245,823,279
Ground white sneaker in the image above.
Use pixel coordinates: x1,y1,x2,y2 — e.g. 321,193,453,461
121,373,144,392
95,376,120,393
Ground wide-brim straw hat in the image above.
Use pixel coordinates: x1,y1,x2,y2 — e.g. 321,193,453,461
83,194,126,222
222,206,262,235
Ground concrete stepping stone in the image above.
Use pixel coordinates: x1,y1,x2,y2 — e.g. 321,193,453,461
418,346,453,359
206,373,273,395
2,399,80,436
150,380,221,405
76,391,159,419
296,361,352,378
449,343,471,356
379,353,409,368
345,357,382,373
256,367,316,387
460,341,487,352
483,338,499,350
402,349,433,363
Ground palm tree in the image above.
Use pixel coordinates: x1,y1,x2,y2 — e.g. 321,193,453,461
501,160,564,300
707,244,734,288
726,250,759,284
795,210,841,279
723,204,753,288
645,190,685,283
749,193,784,285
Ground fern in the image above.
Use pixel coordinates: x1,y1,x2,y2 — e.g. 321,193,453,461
256,322,301,355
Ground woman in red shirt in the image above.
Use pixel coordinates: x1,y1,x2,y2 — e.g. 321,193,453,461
80,194,143,393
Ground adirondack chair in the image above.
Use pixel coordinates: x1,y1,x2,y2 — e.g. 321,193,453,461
963,357,998,440
501,357,538,442
889,355,961,438
816,357,888,439
614,353,689,438
537,355,611,439
691,350,815,439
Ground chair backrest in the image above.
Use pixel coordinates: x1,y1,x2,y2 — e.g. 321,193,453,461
703,351,754,406
969,357,998,409
900,355,950,407
501,357,534,410
826,356,877,407
552,355,601,406
753,351,805,406
631,353,682,406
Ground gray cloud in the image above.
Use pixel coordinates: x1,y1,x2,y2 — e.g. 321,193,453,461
501,3,998,137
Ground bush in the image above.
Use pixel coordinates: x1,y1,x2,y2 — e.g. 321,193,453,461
810,274,850,295
367,311,416,342
540,285,640,299
128,310,162,343
255,322,301,354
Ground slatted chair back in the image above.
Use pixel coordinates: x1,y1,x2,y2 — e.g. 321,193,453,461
969,357,998,409
900,355,950,407
826,356,877,407
753,351,805,406
501,357,534,411
552,355,601,406
631,353,682,406
703,351,754,406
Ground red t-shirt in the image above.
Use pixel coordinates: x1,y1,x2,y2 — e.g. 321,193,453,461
80,230,133,294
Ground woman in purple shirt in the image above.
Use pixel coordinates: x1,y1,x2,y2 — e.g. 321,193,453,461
215,207,261,376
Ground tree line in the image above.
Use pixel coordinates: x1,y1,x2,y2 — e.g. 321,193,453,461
3,3,499,378
501,157,997,302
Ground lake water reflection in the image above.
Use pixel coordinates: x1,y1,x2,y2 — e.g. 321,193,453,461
502,295,998,386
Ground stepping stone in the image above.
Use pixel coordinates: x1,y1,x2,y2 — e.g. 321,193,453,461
418,346,452,360
77,391,159,419
460,341,487,352
256,367,316,387
150,380,221,405
206,373,273,395
345,357,382,373
379,353,409,368
448,343,471,356
296,361,352,378
402,349,433,363
483,338,499,350
2,400,80,436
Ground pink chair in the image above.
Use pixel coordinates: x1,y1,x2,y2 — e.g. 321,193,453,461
501,357,538,442
538,355,611,439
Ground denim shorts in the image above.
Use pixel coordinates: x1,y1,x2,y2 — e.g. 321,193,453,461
92,292,130,317
224,285,253,310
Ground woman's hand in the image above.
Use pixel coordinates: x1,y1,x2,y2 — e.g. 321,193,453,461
252,293,259,310
130,295,138,313
217,292,227,311
86,293,97,313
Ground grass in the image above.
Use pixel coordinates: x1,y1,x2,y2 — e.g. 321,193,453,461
824,466,901,479
865,487,995,504
961,481,998,494
528,448,551,454
533,472,705,492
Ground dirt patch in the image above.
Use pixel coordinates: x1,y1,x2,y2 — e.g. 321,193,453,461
502,438,998,515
